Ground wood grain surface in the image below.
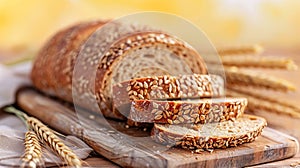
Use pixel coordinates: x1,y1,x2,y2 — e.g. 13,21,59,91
15,87,299,168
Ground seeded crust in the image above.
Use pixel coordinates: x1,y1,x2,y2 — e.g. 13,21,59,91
112,74,224,116
129,97,247,124
31,20,107,101
151,114,267,150
31,22,79,96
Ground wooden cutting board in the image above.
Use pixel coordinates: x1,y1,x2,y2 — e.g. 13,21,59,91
15,88,299,168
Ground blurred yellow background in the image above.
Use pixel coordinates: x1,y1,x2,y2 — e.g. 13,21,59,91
0,0,299,53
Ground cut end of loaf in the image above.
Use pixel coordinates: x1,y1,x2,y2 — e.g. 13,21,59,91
95,31,208,119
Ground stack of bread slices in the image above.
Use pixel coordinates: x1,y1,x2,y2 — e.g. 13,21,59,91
112,74,267,151
30,20,267,151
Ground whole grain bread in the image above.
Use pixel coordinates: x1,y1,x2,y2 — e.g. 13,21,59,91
129,97,247,124
151,114,266,150
113,74,224,116
31,20,107,99
31,21,208,120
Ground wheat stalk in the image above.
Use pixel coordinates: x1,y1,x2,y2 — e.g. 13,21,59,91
224,67,296,91
226,89,300,118
217,44,264,56
208,66,296,91
217,56,298,70
228,86,300,112
22,131,43,168
27,117,82,167
4,107,82,167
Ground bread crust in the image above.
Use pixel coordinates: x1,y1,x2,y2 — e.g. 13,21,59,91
129,97,247,124
31,20,106,101
113,74,224,113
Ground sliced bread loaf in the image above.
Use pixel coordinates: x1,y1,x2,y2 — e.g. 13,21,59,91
113,74,224,116
31,21,208,120
129,97,247,124
151,114,266,150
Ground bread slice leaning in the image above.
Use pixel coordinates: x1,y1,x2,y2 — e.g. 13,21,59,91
95,32,208,119
129,97,247,124
113,74,224,117
151,114,267,150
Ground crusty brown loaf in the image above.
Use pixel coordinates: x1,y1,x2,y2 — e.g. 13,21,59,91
113,74,224,116
31,20,107,100
31,21,208,120
129,97,247,124
151,114,266,150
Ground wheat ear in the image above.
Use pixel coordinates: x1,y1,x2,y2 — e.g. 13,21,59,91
27,117,82,167
217,44,264,56
226,89,300,118
218,56,298,70
224,67,296,91
22,131,43,168
228,86,300,112
4,106,82,167
4,107,43,168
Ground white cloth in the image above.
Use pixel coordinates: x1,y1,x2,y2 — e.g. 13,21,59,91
0,113,93,167
0,62,31,106
0,62,93,167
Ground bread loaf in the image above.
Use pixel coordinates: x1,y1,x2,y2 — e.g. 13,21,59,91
151,114,266,150
129,97,247,124
31,21,208,120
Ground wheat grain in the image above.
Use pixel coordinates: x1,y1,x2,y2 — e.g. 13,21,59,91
27,117,82,167
217,44,264,55
290,161,300,167
22,131,43,168
226,89,300,118
217,56,298,70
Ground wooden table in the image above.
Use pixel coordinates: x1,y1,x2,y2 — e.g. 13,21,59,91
82,48,300,167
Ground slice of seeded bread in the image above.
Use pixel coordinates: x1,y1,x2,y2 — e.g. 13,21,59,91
113,74,224,117
129,97,247,124
151,114,267,150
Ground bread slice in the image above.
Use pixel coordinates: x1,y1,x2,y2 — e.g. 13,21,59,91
129,97,247,124
113,74,224,116
31,21,208,120
151,114,267,150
